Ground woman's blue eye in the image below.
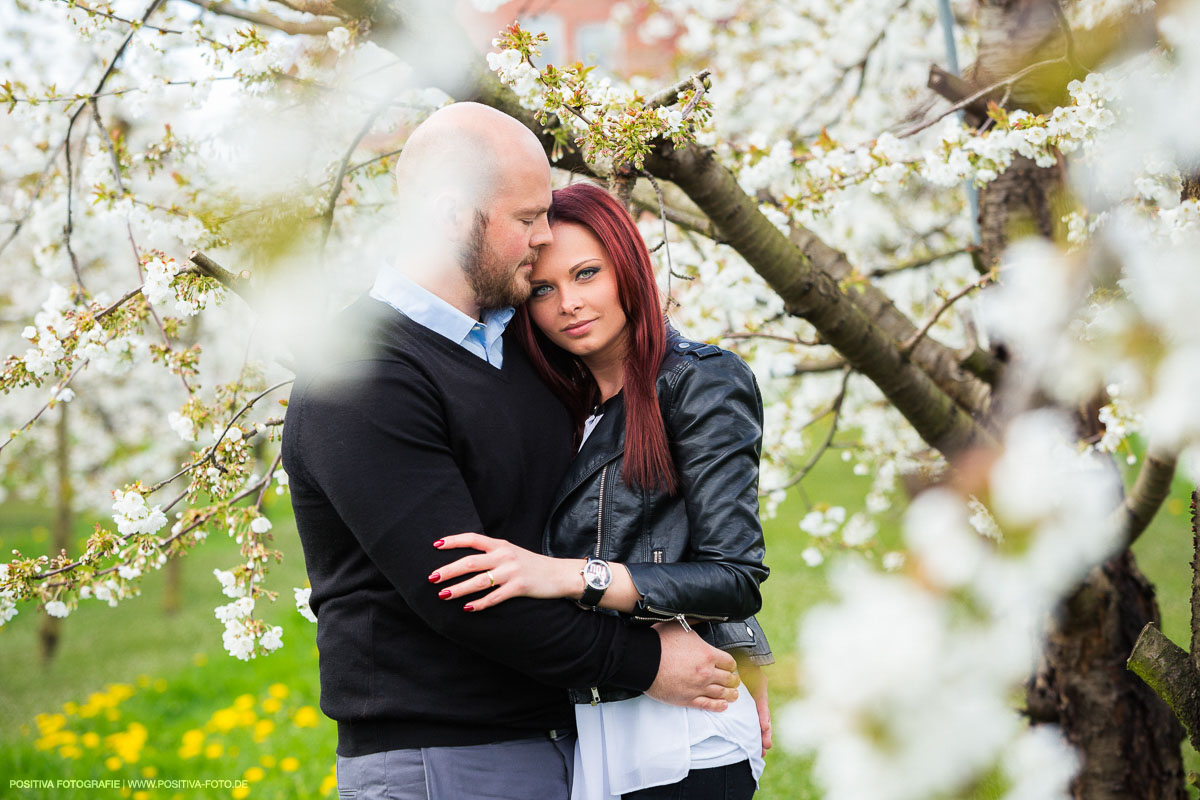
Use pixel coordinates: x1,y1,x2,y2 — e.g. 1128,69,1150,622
531,285,552,298
577,267,599,280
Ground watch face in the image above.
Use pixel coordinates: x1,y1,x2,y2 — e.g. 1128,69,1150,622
583,559,612,590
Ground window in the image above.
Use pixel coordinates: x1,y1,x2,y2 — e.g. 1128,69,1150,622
519,13,566,66
576,21,619,73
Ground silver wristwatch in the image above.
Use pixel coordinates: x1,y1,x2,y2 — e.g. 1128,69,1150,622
580,557,613,607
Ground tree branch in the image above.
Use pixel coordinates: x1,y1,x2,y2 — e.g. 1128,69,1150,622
869,246,974,278
56,0,233,51
646,69,711,110
900,269,997,356
895,55,1069,139
188,250,252,294
773,366,853,491
1118,447,1179,548
181,0,342,36
319,96,395,263
1127,623,1200,753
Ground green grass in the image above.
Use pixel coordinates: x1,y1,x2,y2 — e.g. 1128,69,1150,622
0,444,1196,799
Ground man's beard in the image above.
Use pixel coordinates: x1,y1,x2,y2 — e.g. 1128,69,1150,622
460,210,535,310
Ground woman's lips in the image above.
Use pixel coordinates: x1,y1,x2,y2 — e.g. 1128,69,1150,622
562,319,596,336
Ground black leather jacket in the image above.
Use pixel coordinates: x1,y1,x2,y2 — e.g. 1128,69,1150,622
542,328,773,703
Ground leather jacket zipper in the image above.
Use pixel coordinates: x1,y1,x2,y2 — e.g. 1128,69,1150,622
594,463,610,558
641,606,729,623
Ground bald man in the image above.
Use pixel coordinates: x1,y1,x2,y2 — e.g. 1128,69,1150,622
281,103,738,800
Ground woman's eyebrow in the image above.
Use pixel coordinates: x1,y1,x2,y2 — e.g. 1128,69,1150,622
568,259,603,274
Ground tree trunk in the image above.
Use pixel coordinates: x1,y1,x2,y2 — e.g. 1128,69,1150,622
1029,551,1186,799
39,403,72,663
967,0,1187,789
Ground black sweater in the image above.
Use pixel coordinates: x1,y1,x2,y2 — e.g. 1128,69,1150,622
282,297,661,756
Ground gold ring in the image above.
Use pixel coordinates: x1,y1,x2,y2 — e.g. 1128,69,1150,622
487,570,495,587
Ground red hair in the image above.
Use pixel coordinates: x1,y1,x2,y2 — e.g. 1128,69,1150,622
513,182,677,494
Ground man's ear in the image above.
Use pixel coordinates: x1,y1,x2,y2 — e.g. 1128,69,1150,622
431,191,466,238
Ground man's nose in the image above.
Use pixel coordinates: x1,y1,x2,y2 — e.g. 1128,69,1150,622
530,216,552,248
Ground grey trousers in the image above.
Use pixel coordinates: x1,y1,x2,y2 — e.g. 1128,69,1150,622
335,732,576,800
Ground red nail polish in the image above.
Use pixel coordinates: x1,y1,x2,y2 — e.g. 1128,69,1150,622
438,589,451,599
463,604,474,612
428,572,440,583
433,539,444,548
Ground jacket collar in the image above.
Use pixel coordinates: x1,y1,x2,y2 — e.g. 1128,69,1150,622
547,392,626,512
545,322,683,511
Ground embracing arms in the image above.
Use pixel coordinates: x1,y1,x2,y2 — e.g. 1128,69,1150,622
284,355,738,709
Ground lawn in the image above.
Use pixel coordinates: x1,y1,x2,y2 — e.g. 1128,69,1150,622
0,445,1196,799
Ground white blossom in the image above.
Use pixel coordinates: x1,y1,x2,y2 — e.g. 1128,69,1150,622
295,587,317,623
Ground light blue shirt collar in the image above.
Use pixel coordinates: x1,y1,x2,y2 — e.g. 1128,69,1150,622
369,267,513,368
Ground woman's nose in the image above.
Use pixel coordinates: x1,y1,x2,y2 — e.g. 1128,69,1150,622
560,291,583,314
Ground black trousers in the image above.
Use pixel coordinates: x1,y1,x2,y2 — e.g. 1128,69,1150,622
622,760,755,800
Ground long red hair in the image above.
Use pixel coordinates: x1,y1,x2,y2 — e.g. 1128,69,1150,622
513,182,677,494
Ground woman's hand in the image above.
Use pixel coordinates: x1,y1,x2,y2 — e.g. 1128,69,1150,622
429,533,583,611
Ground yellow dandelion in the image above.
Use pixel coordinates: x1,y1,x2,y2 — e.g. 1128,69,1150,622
279,757,300,773
211,708,239,732
136,675,152,688
261,698,282,714
105,756,123,770
292,706,319,728
244,766,265,782
82,732,101,748
231,787,250,800
59,745,83,759
259,755,277,769
141,765,158,778
319,774,336,796
252,719,274,742
153,678,167,692
36,712,67,734
234,694,256,710
62,701,79,716
182,730,205,747
105,708,121,722
134,792,150,800
267,683,289,699
204,742,223,759
237,709,257,727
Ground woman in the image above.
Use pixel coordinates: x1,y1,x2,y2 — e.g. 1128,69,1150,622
430,182,772,799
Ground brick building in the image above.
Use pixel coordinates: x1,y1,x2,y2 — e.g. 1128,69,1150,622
455,1,678,78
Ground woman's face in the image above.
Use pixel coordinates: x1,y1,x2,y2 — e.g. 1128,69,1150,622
527,222,629,365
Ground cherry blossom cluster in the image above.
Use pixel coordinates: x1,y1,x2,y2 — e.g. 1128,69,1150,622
782,410,1120,799
488,22,712,172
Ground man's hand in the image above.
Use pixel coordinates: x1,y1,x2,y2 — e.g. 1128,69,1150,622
645,622,739,711
738,659,772,751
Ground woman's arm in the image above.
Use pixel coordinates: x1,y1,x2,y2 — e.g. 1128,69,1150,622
428,532,645,612
624,349,768,621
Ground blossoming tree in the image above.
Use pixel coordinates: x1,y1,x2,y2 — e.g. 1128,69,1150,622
2,0,1199,797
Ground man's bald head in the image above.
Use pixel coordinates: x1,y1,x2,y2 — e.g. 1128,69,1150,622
394,102,549,215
